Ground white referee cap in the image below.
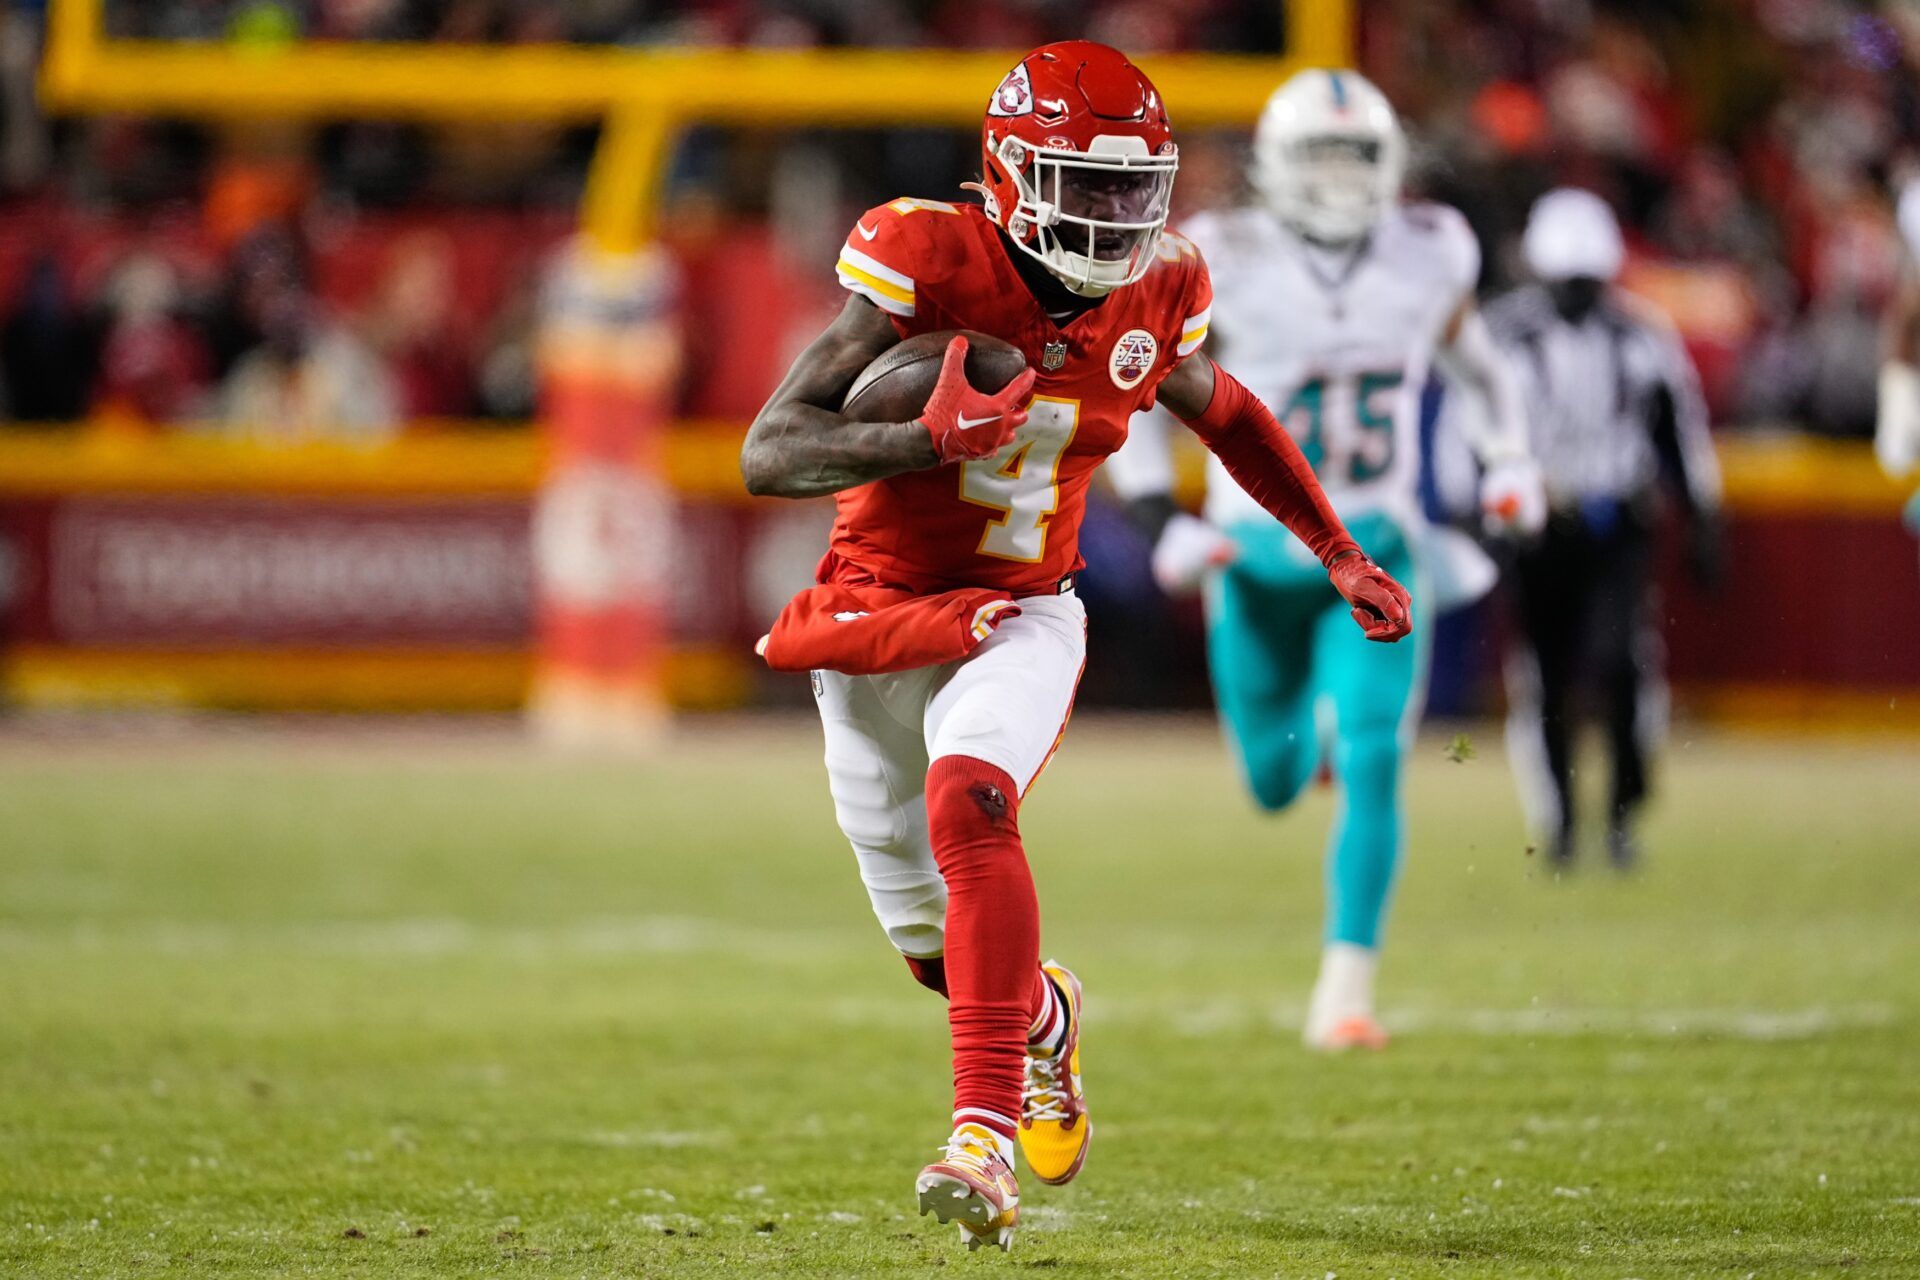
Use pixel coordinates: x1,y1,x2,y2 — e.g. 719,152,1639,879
1522,187,1624,281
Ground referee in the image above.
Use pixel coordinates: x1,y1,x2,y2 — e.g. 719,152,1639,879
1485,189,1724,870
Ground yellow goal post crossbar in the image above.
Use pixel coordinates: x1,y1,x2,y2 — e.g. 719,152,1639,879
39,0,1351,254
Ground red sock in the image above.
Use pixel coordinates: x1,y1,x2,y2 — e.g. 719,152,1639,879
903,954,948,997
907,956,1062,1055
925,754,1035,1141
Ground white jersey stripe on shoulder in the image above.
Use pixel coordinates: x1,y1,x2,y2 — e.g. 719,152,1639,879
837,266,915,317
836,243,916,316
838,244,915,293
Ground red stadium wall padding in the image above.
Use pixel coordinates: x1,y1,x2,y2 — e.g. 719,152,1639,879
0,488,782,712
1662,514,1920,690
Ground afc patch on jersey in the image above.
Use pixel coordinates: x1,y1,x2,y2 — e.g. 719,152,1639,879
1108,329,1157,389
989,64,1033,117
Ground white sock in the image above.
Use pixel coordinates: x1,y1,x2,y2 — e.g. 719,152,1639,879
952,1112,1017,1163
1307,942,1378,1032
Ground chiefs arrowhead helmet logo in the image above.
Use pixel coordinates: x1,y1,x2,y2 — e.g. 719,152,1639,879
988,63,1034,118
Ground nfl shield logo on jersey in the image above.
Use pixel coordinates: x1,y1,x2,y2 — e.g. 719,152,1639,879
1108,329,1158,389
1042,340,1068,371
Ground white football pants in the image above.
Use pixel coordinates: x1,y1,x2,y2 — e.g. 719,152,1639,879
812,592,1086,959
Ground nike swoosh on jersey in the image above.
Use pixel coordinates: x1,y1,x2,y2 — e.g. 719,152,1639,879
856,222,879,240
957,413,1002,429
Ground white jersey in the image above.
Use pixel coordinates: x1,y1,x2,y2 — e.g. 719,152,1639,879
1182,202,1479,527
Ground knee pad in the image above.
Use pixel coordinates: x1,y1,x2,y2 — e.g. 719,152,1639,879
826,746,916,852
826,748,947,956
858,864,947,958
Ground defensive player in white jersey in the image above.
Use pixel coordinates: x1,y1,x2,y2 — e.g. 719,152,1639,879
1108,69,1544,1050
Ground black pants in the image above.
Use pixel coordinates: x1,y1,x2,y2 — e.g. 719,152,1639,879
1507,505,1659,840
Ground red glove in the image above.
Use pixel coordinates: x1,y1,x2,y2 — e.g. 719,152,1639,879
918,336,1037,464
1329,551,1413,643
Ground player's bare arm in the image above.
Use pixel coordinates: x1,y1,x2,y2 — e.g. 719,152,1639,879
1437,299,1515,443
1153,341,1215,424
1436,296,1547,533
742,298,1038,498
739,296,938,498
1877,258,1920,477
1436,297,1526,459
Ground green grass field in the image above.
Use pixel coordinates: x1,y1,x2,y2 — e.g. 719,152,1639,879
2,717,1917,1278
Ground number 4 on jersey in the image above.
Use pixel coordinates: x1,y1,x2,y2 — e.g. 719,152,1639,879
960,396,1081,562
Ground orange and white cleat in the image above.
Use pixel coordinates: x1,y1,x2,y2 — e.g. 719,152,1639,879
1019,960,1091,1185
1312,1013,1391,1051
1303,943,1390,1052
916,1123,1020,1252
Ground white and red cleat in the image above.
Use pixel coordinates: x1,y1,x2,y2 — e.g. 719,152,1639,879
1303,942,1390,1052
916,1122,1020,1252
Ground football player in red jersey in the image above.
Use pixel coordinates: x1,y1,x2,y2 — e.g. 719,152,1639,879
740,41,1412,1251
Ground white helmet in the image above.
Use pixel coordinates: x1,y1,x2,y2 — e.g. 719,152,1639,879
1252,69,1406,246
1522,187,1625,281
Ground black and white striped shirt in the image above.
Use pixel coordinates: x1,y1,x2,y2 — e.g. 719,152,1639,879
1484,285,1721,513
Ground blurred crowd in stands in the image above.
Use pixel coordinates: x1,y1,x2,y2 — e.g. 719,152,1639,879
0,0,1915,442
98,0,1290,50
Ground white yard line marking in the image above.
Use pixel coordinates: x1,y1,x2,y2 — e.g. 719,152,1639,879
1385,1004,1901,1039
0,919,1902,1041
1083,996,1903,1041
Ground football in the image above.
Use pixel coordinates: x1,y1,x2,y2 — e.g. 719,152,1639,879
841,330,1029,424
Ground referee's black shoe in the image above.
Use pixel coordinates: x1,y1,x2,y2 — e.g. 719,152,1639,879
1547,822,1576,871
1607,813,1641,873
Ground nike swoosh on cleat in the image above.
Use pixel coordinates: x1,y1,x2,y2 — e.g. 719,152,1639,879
957,413,1001,429
856,222,879,240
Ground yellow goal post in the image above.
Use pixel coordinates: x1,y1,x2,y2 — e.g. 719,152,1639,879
39,0,1352,255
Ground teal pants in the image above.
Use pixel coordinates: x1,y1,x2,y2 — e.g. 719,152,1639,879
1205,513,1429,950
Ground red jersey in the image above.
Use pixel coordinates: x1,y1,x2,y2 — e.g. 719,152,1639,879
827,198,1213,594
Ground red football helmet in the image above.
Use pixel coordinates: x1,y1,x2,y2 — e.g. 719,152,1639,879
974,41,1178,297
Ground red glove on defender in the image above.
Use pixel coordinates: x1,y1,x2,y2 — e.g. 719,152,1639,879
919,336,1038,464
1178,360,1414,644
